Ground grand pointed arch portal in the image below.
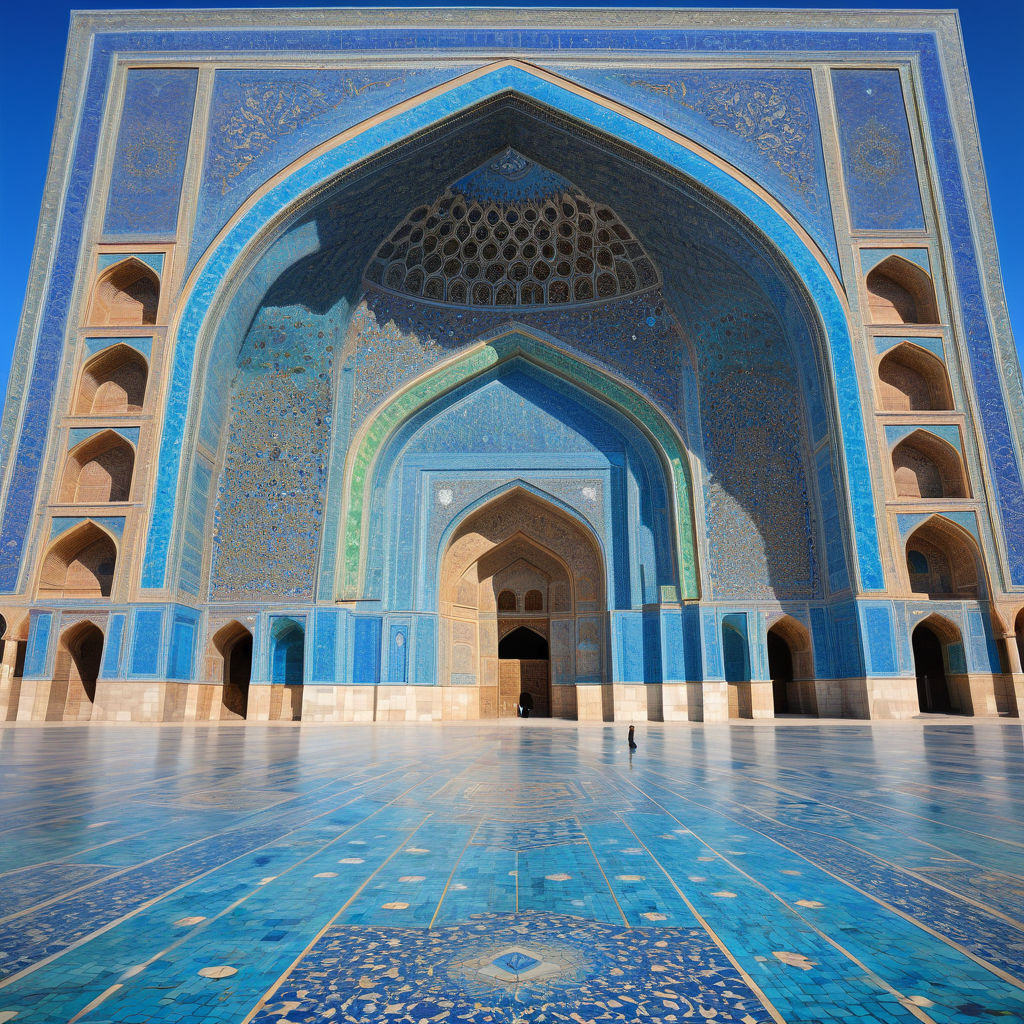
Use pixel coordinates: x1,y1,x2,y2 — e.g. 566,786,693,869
439,488,607,720
8,12,1024,1023
3,11,1021,725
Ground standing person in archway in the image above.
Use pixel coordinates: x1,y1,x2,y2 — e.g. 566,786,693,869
518,691,533,718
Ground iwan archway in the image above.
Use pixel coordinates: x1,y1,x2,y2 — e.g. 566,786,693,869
439,488,606,720
145,62,876,599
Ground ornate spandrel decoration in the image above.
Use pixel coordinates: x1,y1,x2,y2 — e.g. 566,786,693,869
831,69,926,231
104,68,198,237
627,76,820,205
851,115,903,186
551,67,838,269
210,75,410,195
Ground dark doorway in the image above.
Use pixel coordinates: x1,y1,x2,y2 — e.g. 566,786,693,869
498,627,550,718
52,622,104,721
72,625,104,706
499,627,549,660
913,624,952,713
223,633,253,719
767,631,793,714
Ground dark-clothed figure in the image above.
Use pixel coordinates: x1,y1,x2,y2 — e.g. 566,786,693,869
519,692,534,718
628,724,637,750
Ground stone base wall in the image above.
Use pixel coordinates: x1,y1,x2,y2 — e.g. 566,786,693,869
948,674,1001,717
0,674,22,722
2,676,1017,722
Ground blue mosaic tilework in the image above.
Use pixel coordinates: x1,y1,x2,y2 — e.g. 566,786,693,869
884,423,962,450
3,724,1024,1023
6,22,1021,599
561,66,839,270
49,515,124,540
96,252,164,275
251,912,772,1024
140,63,878,592
179,457,212,596
103,68,198,238
100,611,125,677
191,66,475,267
21,610,52,679
875,335,945,360
454,146,574,203
167,610,198,680
67,425,139,449
82,335,152,359
129,607,163,676
209,303,338,600
832,69,925,232
365,355,672,610
862,247,931,276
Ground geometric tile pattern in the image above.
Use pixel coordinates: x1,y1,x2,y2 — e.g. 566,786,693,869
2,723,1024,1023
249,912,774,1023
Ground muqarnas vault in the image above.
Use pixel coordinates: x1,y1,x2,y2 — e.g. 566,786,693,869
1,8,1023,723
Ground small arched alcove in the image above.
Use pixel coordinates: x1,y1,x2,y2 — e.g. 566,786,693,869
912,615,965,715
75,345,148,415
88,259,159,327
866,255,939,325
270,618,304,721
766,616,815,716
892,430,968,500
877,343,953,411
212,621,252,720
905,517,983,600
38,522,116,599
51,620,104,721
59,431,135,504
722,617,752,719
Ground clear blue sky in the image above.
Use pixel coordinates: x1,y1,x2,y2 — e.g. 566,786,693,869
1,1,1021,411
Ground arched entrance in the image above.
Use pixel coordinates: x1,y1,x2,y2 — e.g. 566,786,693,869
52,621,104,721
766,616,816,716
912,622,958,714
498,626,550,717
767,632,793,714
212,622,253,720
439,488,605,719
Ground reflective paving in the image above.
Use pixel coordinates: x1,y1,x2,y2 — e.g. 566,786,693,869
1,721,1023,1023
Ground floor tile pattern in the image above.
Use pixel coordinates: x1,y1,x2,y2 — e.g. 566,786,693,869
0,723,1023,1023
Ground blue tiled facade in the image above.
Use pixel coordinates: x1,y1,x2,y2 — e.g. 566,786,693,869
0,9,1022,726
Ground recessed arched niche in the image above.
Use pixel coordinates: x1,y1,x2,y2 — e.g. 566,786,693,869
75,344,148,415
88,259,159,327
38,522,117,599
891,430,968,499
865,255,939,325
59,431,134,504
212,620,253,720
905,517,983,599
51,620,105,722
877,343,953,411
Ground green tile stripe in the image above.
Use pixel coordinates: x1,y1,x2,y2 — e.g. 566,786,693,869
340,333,699,599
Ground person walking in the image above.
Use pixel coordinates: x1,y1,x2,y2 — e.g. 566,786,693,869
628,724,637,751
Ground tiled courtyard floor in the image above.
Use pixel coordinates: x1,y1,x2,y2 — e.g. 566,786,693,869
1,721,1023,1023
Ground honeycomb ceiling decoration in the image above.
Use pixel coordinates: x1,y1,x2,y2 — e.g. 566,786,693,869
363,148,661,308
